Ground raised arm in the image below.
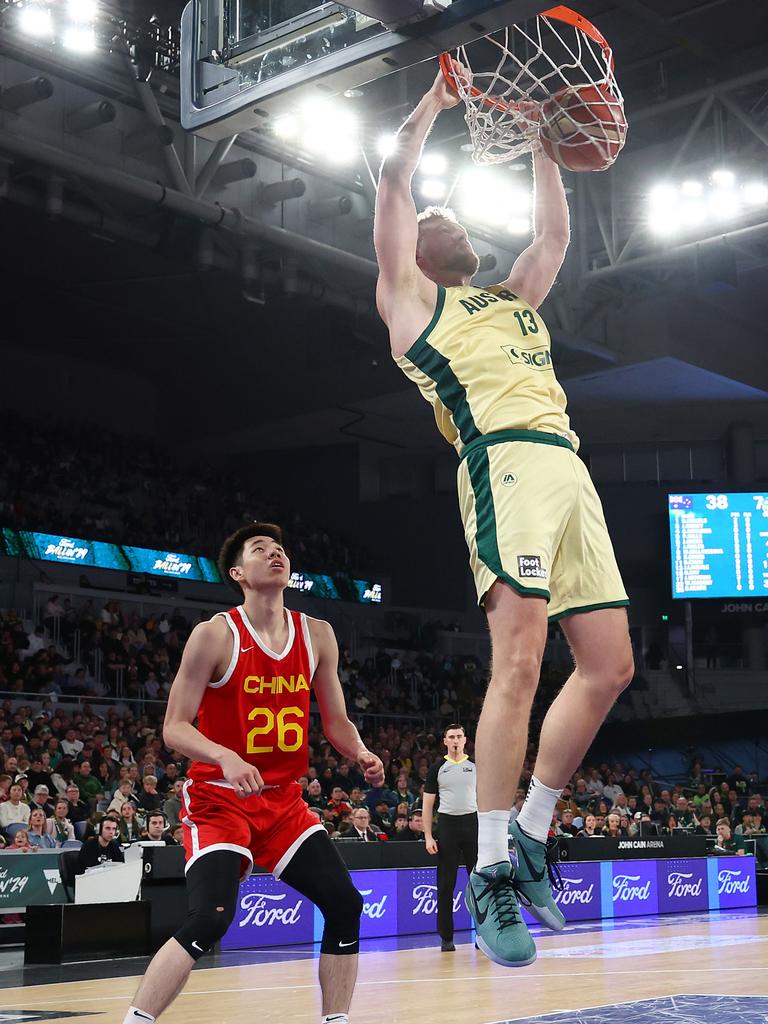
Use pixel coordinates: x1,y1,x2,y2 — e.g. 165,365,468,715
503,149,570,310
374,69,459,321
309,618,385,787
163,618,265,796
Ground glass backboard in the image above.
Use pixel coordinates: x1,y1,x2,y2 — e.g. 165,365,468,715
181,0,552,138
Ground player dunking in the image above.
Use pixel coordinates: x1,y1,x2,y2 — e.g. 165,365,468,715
122,523,384,1024
374,65,633,967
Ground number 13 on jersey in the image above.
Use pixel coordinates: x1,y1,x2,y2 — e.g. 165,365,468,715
247,706,304,754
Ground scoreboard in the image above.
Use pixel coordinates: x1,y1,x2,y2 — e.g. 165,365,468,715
668,492,768,599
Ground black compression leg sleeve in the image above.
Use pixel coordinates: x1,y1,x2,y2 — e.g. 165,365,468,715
174,850,242,960
279,830,363,955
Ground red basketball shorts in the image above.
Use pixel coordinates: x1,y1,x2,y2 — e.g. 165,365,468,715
181,779,324,880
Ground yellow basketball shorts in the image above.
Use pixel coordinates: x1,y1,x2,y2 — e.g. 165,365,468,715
457,430,629,619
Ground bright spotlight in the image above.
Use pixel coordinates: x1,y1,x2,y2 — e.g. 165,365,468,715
649,184,678,211
742,181,768,207
711,169,736,188
680,180,703,198
458,169,531,226
506,189,532,214
19,4,53,38
377,133,398,158
299,101,359,164
649,212,680,236
273,114,298,139
68,0,98,19
420,152,447,175
680,201,706,228
709,188,741,220
420,178,447,201
63,25,96,52
507,217,531,235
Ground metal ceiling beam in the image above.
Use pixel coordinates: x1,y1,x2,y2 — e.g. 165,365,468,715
582,220,768,283
0,126,381,282
631,66,768,124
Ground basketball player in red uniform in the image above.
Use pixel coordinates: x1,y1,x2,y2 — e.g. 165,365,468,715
122,522,384,1024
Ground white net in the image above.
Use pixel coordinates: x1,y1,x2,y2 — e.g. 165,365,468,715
444,9,624,166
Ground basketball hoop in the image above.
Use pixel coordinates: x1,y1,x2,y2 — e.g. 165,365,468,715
439,5,626,168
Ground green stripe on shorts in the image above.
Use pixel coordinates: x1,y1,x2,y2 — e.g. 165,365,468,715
466,447,550,603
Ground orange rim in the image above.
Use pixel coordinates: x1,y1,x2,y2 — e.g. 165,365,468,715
439,5,615,114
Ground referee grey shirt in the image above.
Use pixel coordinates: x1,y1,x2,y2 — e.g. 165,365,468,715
424,756,478,816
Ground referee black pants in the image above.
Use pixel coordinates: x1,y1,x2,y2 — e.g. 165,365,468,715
436,812,478,941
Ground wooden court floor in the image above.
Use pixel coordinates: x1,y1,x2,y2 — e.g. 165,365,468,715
3,910,768,1023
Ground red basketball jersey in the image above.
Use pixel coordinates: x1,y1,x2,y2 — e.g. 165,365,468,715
188,606,316,788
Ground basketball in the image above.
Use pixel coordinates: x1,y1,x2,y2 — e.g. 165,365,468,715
539,82,627,172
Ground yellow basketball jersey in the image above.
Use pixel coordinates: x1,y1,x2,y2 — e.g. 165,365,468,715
394,284,579,455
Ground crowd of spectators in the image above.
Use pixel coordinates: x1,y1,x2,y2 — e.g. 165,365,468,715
530,762,766,850
0,410,364,575
0,602,491,728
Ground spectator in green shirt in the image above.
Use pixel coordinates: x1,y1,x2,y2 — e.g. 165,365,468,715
76,761,102,803
674,796,697,827
714,818,743,855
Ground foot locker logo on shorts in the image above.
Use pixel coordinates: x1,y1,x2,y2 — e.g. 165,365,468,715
518,555,547,579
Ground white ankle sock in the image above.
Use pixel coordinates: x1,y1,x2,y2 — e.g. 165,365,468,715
515,775,562,844
475,810,511,870
321,1015,349,1024
123,1009,155,1024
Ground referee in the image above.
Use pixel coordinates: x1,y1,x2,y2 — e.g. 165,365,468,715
422,724,478,952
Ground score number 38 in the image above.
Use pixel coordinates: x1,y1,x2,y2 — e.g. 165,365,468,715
246,706,304,754
705,495,768,512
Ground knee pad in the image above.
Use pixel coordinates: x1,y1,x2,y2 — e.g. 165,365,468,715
318,879,363,955
279,831,363,956
175,903,233,960
174,850,241,960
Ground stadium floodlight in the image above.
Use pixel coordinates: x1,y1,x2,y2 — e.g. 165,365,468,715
680,180,703,198
708,188,741,221
507,217,531,235
649,184,678,212
377,133,398,158
649,212,680,236
457,168,532,227
19,4,53,38
711,169,736,188
742,181,768,207
67,0,98,20
63,25,96,52
420,178,447,200
298,100,359,164
420,152,448,175
679,201,706,229
273,114,298,140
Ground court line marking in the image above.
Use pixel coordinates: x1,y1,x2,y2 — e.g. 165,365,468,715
480,993,768,1024
5,966,768,1004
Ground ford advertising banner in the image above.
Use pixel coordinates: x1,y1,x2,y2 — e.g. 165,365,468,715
708,856,757,910
220,856,756,950
396,867,472,935
658,858,709,915
520,861,602,925
221,874,315,949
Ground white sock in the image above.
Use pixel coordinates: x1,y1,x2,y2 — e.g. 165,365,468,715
321,1015,349,1024
123,1010,155,1024
515,775,562,844
475,810,511,871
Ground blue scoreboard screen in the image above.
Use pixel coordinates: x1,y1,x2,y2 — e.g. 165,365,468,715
668,492,768,599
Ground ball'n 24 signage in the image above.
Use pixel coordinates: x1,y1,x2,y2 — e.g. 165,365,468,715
219,856,756,950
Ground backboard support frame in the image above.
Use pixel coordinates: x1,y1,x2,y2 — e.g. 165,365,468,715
181,0,553,139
